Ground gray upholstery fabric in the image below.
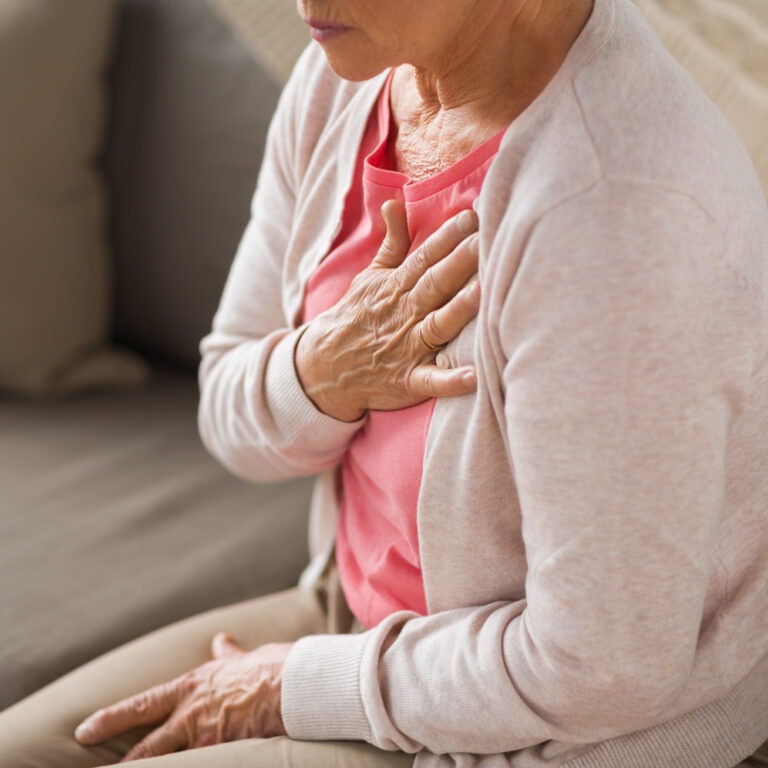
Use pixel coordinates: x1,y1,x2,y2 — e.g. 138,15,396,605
0,368,311,711
105,0,281,367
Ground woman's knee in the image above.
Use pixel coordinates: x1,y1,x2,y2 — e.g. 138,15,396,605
0,698,106,767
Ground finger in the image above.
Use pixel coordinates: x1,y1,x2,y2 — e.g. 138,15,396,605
419,280,481,349
120,723,186,762
371,199,411,269
406,365,477,401
75,681,179,745
397,208,478,291
212,632,246,660
409,233,479,315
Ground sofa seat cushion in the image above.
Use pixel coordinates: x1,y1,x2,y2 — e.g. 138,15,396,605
0,367,311,710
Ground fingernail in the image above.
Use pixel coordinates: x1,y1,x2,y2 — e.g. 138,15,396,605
462,370,477,387
75,721,93,743
457,210,477,234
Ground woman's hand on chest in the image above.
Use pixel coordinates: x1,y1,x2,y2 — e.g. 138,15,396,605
295,200,481,422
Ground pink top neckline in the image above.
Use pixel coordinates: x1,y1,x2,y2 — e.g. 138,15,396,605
364,71,507,203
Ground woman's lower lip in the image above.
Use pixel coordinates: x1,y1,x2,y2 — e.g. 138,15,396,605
309,26,349,42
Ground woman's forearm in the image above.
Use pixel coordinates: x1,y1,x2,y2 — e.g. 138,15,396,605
199,325,364,484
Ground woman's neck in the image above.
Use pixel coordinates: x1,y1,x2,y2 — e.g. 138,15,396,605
392,0,595,135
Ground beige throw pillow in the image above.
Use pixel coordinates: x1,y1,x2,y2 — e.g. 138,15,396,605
209,0,309,84
634,0,768,201
0,0,148,397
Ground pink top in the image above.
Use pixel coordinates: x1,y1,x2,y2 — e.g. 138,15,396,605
302,74,504,628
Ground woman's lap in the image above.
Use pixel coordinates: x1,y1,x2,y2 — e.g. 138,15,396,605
115,738,413,768
0,585,412,768
6,574,758,768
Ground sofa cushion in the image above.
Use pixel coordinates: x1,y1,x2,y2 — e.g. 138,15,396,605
106,0,282,368
0,366,312,710
634,0,768,200
0,0,148,397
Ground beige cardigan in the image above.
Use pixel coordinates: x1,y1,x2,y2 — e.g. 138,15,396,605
198,0,768,764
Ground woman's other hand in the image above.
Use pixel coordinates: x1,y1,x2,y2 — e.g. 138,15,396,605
296,200,481,422
74,634,292,761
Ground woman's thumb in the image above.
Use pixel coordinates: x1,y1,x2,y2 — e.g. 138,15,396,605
211,632,245,659
373,199,411,268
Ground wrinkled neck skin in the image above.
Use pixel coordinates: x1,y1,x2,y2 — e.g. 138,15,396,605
390,0,595,162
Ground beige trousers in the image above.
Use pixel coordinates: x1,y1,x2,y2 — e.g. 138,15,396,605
1,566,765,768
0,566,413,768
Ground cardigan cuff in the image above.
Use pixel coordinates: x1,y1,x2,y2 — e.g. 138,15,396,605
264,328,365,451
281,632,373,742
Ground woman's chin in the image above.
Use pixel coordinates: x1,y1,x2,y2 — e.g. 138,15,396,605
318,46,389,83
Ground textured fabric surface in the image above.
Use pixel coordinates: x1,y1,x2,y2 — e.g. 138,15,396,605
0,0,147,396
106,0,281,368
198,0,768,763
208,0,309,84
0,367,312,711
634,0,768,199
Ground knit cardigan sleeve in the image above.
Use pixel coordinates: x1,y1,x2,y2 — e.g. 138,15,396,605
281,180,759,753
197,47,364,484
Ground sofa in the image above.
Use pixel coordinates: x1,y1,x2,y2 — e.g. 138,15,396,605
1,0,766,729
0,0,311,711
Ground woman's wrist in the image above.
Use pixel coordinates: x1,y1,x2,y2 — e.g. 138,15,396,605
294,323,366,423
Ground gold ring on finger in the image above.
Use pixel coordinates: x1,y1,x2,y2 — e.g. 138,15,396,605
419,324,441,352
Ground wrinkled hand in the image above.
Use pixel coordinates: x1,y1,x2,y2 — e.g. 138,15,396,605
74,634,293,762
296,199,481,422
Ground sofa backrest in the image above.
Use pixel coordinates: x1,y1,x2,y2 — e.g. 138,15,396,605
105,0,282,369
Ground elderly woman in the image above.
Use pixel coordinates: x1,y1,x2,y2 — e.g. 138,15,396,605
2,0,768,766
